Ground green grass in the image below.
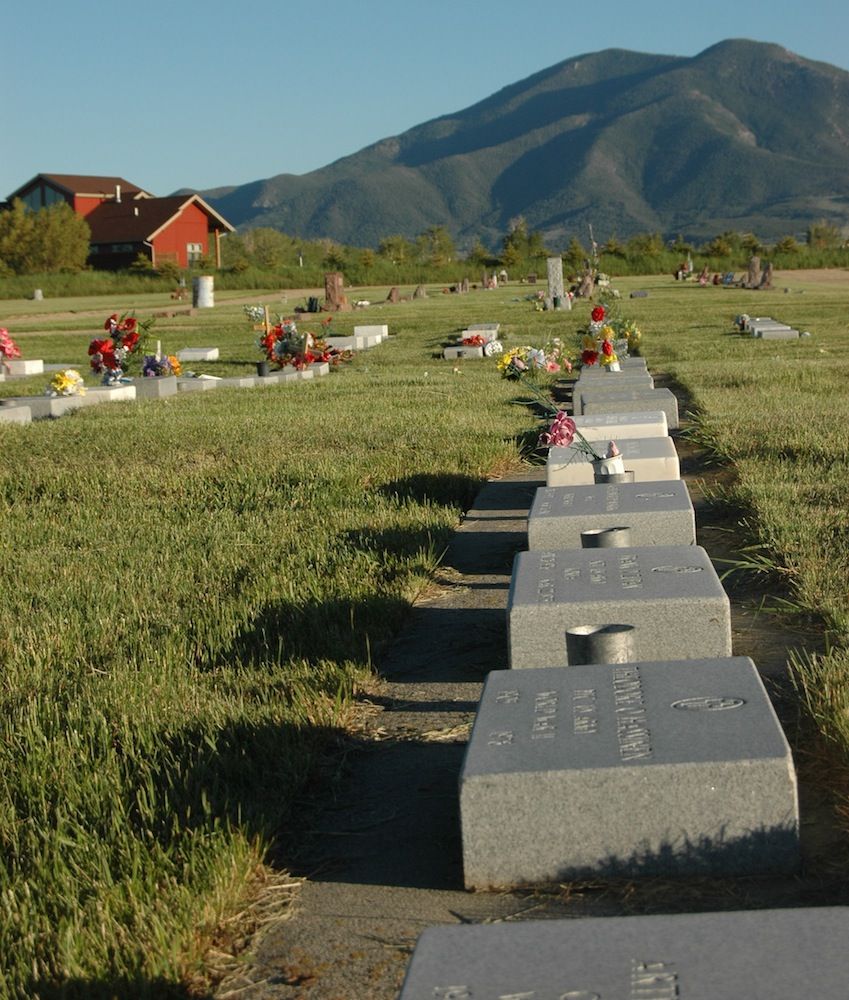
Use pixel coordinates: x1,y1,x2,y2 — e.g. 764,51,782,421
4,272,849,995
0,287,553,997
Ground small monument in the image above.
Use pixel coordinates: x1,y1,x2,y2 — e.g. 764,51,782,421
546,256,571,310
323,272,350,311
746,255,761,289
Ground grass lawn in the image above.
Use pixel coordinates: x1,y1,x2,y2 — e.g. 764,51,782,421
2,270,849,996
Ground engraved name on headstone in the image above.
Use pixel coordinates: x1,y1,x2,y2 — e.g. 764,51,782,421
528,480,696,549
507,545,731,668
399,907,843,999
459,658,798,888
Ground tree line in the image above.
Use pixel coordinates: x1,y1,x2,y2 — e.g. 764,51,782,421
0,196,847,280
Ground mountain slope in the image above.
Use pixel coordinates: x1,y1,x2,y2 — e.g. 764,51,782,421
202,40,849,246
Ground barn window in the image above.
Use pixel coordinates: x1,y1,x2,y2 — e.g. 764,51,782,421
187,242,203,264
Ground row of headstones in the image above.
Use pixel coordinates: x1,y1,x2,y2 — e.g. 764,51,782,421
0,326,391,426
744,316,803,339
397,359,838,997
324,324,391,351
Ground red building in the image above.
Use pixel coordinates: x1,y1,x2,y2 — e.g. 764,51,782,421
5,174,235,270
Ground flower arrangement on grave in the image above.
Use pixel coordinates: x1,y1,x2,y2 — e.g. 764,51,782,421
578,301,643,364
258,317,351,370
243,305,266,323
497,343,572,379
46,369,86,397
536,411,621,470
461,333,487,347
0,329,21,371
496,345,574,423
599,327,618,368
142,353,182,378
88,313,151,384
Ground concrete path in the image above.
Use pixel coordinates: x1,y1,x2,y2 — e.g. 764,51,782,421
214,447,849,999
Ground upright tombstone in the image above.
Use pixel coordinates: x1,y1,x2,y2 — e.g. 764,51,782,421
192,275,214,308
546,256,570,310
324,272,350,311
459,658,798,888
746,254,761,289
398,908,847,999
507,544,731,668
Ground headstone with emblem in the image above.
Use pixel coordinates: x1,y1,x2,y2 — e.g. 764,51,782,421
458,657,798,888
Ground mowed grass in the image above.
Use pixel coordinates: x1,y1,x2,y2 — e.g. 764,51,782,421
3,272,849,995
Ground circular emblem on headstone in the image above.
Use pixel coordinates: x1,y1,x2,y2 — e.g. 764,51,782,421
650,565,704,573
671,696,746,711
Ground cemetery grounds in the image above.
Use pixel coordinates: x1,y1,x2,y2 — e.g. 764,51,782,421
2,271,849,996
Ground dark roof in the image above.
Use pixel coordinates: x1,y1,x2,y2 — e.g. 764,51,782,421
7,173,151,200
86,195,234,244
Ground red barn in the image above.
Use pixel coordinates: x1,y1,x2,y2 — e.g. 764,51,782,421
5,174,235,270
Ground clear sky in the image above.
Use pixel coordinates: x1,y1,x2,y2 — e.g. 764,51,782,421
4,0,848,199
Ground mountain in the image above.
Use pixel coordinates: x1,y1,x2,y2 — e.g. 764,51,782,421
200,40,849,247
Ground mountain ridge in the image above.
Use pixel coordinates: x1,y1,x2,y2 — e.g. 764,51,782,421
197,39,849,247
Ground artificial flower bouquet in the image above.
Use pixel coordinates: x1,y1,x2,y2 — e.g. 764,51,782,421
537,410,620,466
497,343,573,379
142,353,182,378
46,369,86,397
0,328,21,371
579,304,642,365
258,317,351,370
88,313,151,384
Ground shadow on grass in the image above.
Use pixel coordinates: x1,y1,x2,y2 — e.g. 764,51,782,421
29,977,205,1000
221,593,412,667
380,471,484,509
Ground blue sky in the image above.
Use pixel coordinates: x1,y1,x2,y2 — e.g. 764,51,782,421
4,0,848,199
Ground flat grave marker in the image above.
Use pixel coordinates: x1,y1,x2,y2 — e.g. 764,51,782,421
572,410,668,440
443,345,485,360
576,370,654,388
176,347,219,362
507,544,731,667
578,387,680,428
546,436,680,487
353,324,389,340
134,376,178,399
399,907,843,999
81,384,136,406
460,657,798,887
177,378,220,392
4,359,44,376
0,403,32,425
528,479,695,549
